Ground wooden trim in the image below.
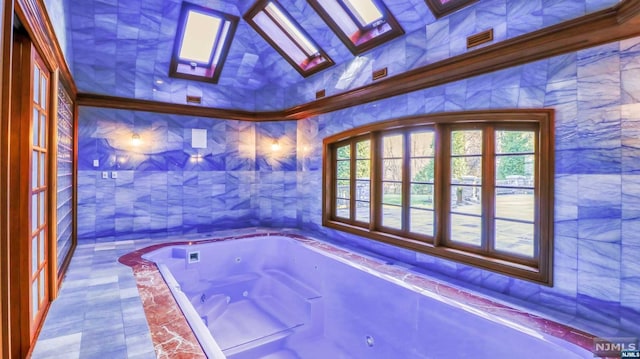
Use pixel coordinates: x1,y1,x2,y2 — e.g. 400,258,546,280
0,1,13,357
617,0,640,24
243,0,334,77
48,70,59,300
15,0,76,94
169,3,239,84
307,0,404,55
323,110,554,285
424,0,478,19
9,32,32,358
77,1,640,122
76,92,288,121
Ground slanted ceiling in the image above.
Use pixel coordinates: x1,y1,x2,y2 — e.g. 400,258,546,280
64,0,620,111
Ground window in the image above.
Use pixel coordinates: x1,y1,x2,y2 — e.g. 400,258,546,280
170,2,239,83
424,0,477,18
308,0,404,55
245,0,334,77
323,110,554,284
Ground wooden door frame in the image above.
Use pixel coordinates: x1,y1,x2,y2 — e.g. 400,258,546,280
8,28,55,358
0,0,13,357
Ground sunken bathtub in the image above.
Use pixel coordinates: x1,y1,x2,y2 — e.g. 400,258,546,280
124,233,598,358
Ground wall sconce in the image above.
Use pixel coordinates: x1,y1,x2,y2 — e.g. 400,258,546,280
131,133,141,146
271,139,280,152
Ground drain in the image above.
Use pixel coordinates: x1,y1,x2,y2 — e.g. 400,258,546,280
235,257,242,263
365,336,374,347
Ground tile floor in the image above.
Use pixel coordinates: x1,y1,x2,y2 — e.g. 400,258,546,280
31,239,158,359
31,228,272,358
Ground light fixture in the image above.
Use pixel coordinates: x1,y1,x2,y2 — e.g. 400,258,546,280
271,139,280,151
131,133,141,146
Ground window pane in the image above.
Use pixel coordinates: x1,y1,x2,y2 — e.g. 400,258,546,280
336,180,350,199
451,130,482,156
356,159,369,179
39,271,45,303
41,77,47,109
31,194,38,232
265,2,318,55
451,156,482,181
179,11,221,64
39,231,45,265
336,199,349,218
40,152,46,186
495,220,534,257
496,155,534,185
39,192,45,226
356,180,370,201
411,183,433,209
337,145,350,159
32,109,39,146
33,67,40,103
382,181,401,205
254,11,313,66
31,236,38,274
40,114,48,148
383,159,402,181
495,190,534,222
450,214,481,246
355,200,370,223
411,131,434,157
383,134,403,158
342,0,383,27
337,160,350,179
382,204,402,229
32,280,38,320
356,140,370,158
32,151,38,189
496,130,534,154
411,158,434,182
318,0,359,37
410,209,434,236
451,185,481,215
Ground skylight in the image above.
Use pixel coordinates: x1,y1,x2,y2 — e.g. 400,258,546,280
170,2,238,84
244,0,334,77
309,0,403,55
424,0,477,18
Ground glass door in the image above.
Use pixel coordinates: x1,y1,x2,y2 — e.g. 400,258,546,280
29,47,49,332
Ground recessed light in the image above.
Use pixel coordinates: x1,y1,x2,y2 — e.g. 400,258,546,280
155,79,164,85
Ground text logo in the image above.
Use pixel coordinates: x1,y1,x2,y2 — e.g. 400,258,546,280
594,337,638,357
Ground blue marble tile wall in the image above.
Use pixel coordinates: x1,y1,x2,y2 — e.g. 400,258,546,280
43,0,73,70
296,37,640,334
76,107,275,241
255,0,619,110
63,0,618,111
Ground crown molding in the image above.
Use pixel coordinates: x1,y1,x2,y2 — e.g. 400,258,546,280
78,0,640,122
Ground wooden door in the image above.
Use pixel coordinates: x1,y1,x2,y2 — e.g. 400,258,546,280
29,42,50,333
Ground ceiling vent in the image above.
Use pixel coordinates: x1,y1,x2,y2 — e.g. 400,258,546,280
467,29,494,49
372,67,388,81
186,95,202,104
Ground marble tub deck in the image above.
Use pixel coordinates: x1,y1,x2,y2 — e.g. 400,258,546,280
32,228,629,358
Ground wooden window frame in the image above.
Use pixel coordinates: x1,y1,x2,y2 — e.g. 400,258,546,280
424,0,477,18
323,110,554,285
244,0,334,77
169,2,239,84
307,0,404,55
